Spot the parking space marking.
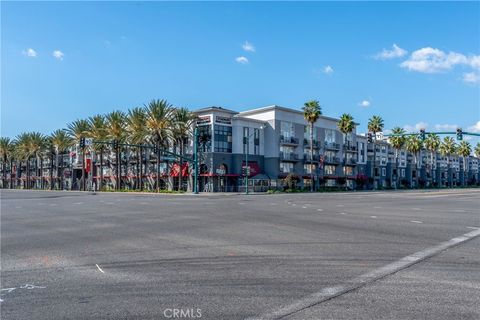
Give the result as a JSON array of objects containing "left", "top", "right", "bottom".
[
  {"left": 247, "top": 228, "right": 480, "bottom": 320},
  {"left": 411, "top": 220, "right": 423, "bottom": 224},
  {"left": 95, "top": 264, "right": 105, "bottom": 273},
  {"left": 370, "top": 216, "right": 377, "bottom": 219}
]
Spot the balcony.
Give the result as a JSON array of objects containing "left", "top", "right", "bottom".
[
  {"left": 280, "top": 136, "right": 299, "bottom": 145},
  {"left": 343, "top": 144, "right": 357, "bottom": 152},
  {"left": 343, "top": 158, "right": 357, "bottom": 166},
  {"left": 279, "top": 152, "right": 299, "bottom": 161},
  {"left": 323, "top": 156, "right": 340, "bottom": 165},
  {"left": 303, "top": 139, "right": 320, "bottom": 148},
  {"left": 325, "top": 142, "right": 340, "bottom": 150},
  {"left": 304, "top": 153, "right": 320, "bottom": 162}
]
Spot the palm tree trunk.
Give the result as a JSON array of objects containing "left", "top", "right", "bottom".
[
  {"left": 136, "top": 148, "right": 141, "bottom": 190},
  {"left": 156, "top": 145, "right": 160, "bottom": 192},
  {"left": 10, "top": 159, "right": 14, "bottom": 189},
  {"left": 99, "top": 149, "right": 104, "bottom": 191},
  {"left": 2, "top": 156, "right": 6, "bottom": 188},
  {"left": 373, "top": 135, "right": 377, "bottom": 189},
  {"left": 179, "top": 142, "right": 183, "bottom": 191},
  {"left": 310, "top": 122, "right": 314, "bottom": 192},
  {"left": 81, "top": 147, "right": 86, "bottom": 191},
  {"left": 50, "top": 153, "right": 54, "bottom": 190},
  {"left": 116, "top": 146, "right": 120, "bottom": 190}
]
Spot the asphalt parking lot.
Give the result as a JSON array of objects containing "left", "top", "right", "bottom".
[{"left": 1, "top": 189, "right": 479, "bottom": 320}]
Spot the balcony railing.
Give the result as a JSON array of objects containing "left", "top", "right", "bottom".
[
  {"left": 303, "top": 139, "right": 320, "bottom": 148},
  {"left": 279, "top": 152, "right": 299, "bottom": 161},
  {"left": 343, "top": 158, "right": 357, "bottom": 165},
  {"left": 280, "top": 136, "right": 299, "bottom": 145},
  {"left": 325, "top": 142, "right": 340, "bottom": 150},
  {"left": 343, "top": 144, "right": 357, "bottom": 152},
  {"left": 324, "top": 156, "right": 340, "bottom": 164},
  {"left": 304, "top": 154, "right": 320, "bottom": 162}
]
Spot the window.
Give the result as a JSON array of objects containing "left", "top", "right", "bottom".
[
  {"left": 324, "top": 165, "right": 336, "bottom": 175},
  {"left": 254, "top": 128, "right": 260, "bottom": 155},
  {"left": 214, "top": 125, "right": 232, "bottom": 153},
  {"left": 280, "top": 146, "right": 294, "bottom": 155},
  {"left": 325, "top": 129, "right": 335, "bottom": 143},
  {"left": 280, "top": 162, "right": 293, "bottom": 173},
  {"left": 304, "top": 164, "right": 317, "bottom": 174},
  {"left": 358, "top": 142, "right": 365, "bottom": 162},
  {"left": 281, "top": 121, "right": 294, "bottom": 138},
  {"left": 243, "top": 127, "right": 249, "bottom": 154},
  {"left": 343, "top": 166, "right": 353, "bottom": 175},
  {"left": 198, "top": 125, "right": 212, "bottom": 152}
]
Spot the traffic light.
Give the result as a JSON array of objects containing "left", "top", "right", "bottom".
[
  {"left": 112, "top": 140, "right": 118, "bottom": 150},
  {"left": 456, "top": 128, "right": 463, "bottom": 141},
  {"left": 420, "top": 129, "right": 426, "bottom": 140},
  {"left": 153, "top": 145, "right": 158, "bottom": 154},
  {"left": 367, "top": 132, "right": 373, "bottom": 143},
  {"left": 79, "top": 137, "right": 85, "bottom": 149}
]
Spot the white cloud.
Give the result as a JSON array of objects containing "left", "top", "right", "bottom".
[
  {"left": 242, "top": 41, "right": 255, "bottom": 52},
  {"left": 22, "top": 48, "right": 37, "bottom": 57},
  {"left": 52, "top": 50, "right": 64, "bottom": 60},
  {"left": 374, "top": 44, "right": 407, "bottom": 60},
  {"left": 403, "top": 122, "right": 428, "bottom": 133},
  {"left": 463, "top": 72, "right": 480, "bottom": 84},
  {"left": 104, "top": 40, "right": 112, "bottom": 48},
  {"left": 235, "top": 56, "right": 249, "bottom": 64},
  {"left": 400, "top": 47, "right": 480, "bottom": 73},
  {"left": 434, "top": 124, "right": 457, "bottom": 131},
  {"left": 323, "top": 65, "right": 334, "bottom": 74},
  {"left": 468, "top": 121, "right": 480, "bottom": 133},
  {"left": 358, "top": 100, "right": 370, "bottom": 107}
]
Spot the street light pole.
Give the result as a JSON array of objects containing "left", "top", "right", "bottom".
[{"left": 245, "top": 136, "right": 249, "bottom": 195}]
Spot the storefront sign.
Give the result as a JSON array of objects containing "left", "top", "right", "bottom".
[
  {"left": 215, "top": 116, "right": 231, "bottom": 125},
  {"left": 197, "top": 116, "right": 211, "bottom": 125}
]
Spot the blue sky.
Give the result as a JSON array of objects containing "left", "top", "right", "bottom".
[{"left": 2, "top": 1, "right": 479, "bottom": 141}]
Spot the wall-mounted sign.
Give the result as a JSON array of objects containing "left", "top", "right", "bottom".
[
  {"left": 197, "top": 116, "right": 211, "bottom": 125},
  {"left": 215, "top": 116, "right": 231, "bottom": 125}
]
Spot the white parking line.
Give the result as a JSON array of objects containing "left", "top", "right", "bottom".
[
  {"left": 467, "top": 226, "right": 479, "bottom": 230},
  {"left": 370, "top": 216, "right": 377, "bottom": 219},
  {"left": 411, "top": 220, "right": 423, "bottom": 224},
  {"left": 317, "top": 209, "right": 323, "bottom": 212},
  {"left": 339, "top": 212, "right": 346, "bottom": 215},
  {"left": 247, "top": 228, "right": 480, "bottom": 320},
  {"left": 95, "top": 264, "right": 105, "bottom": 273}
]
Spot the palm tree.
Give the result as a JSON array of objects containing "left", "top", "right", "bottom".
[
  {"left": 439, "top": 137, "right": 457, "bottom": 187},
  {"left": 475, "top": 143, "right": 480, "bottom": 158},
  {"left": 28, "top": 132, "right": 47, "bottom": 189},
  {"left": 338, "top": 113, "right": 355, "bottom": 146},
  {"left": 303, "top": 100, "right": 322, "bottom": 191},
  {"left": 368, "top": 115, "right": 384, "bottom": 188},
  {"left": 389, "top": 127, "right": 406, "bottom": 188},
  {"left": 405, "top": 134, "right": 423, "bottom": 187},
  {"left": 424, "top": 133, "right": 441, "bottom": 185},
  {"left": 50, "top": 129, "right": 73, "bottom": 190},
  {"left": 457, "top": 141, "right": 472, "bottom": 186},
  {"left": 0, "top": 137, "right": 14, "bottom": 188},
  {"left": 105, "top": 111, "right": 126, "bottom": 190},
  {"left": 126, "top": 107, "right": 148, "bottom": 190},
  {"left": 66, "top": 119, "right": 90, "bottom": 190},
  {"left": 14, "top": 133, "right": 32, "bottom": 188},
  {"left": 144, "top": 99, "right": 174, "bottom": 191},
  {"left": 87, "top": 115, "right": 108, "bottom": 191},
  {"left": 172, "top": 107, "right": 196, "bottom": 191}
]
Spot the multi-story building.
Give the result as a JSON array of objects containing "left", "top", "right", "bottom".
[{"left": 193, "top": 105, "right": 362, "bottom": 191}]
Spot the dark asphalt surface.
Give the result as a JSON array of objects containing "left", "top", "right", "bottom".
[{"left": 1, "top": 189, "right": 479, "bottom": 320}]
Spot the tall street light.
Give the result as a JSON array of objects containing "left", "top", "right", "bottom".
[{"left": 244, "top": 124, "right": 265, "bottom": 195}]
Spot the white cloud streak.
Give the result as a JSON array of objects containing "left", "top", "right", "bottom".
[
  {"left": 400, "top": 47, "right": 480, "bottom": 73},
  {"left": 434, "top": 124, "right": 457, "bottom": 131},
  {"left": 242, "top": 41, "right": 255, "bottom": 52},
  {"left": 468, "top": 121, "right": 480, "bottom": 133},
  {"left": 52, "top": 50, "right": 64, "bottom": 60},
  {"left": 403, "top": 122, "right": 428, "bottom": 133},
  {"left": 235, "top": 56, "right": 249, "bottom": 64},
  {"left": 463, "top": 72, "right": 480, "bottom": 84},
  {"left": 22, "top": 48, "right": 37, "bottom": 57},
  {"left": 358, "top": 100, "right": 370, "bottom": 107},
  {"left": 374, "top": 44, "right": 407, "bottom": 60},
  {"left": 323, "top": 65, "right": 334, "bottom": 74}
]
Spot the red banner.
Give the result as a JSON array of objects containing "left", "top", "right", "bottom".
[
  {"left": 86, "top": 158, "right": 92, "bottom": 173},
  {"left": 170, "top": 163, "right": 189, "bottom": 177}
]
